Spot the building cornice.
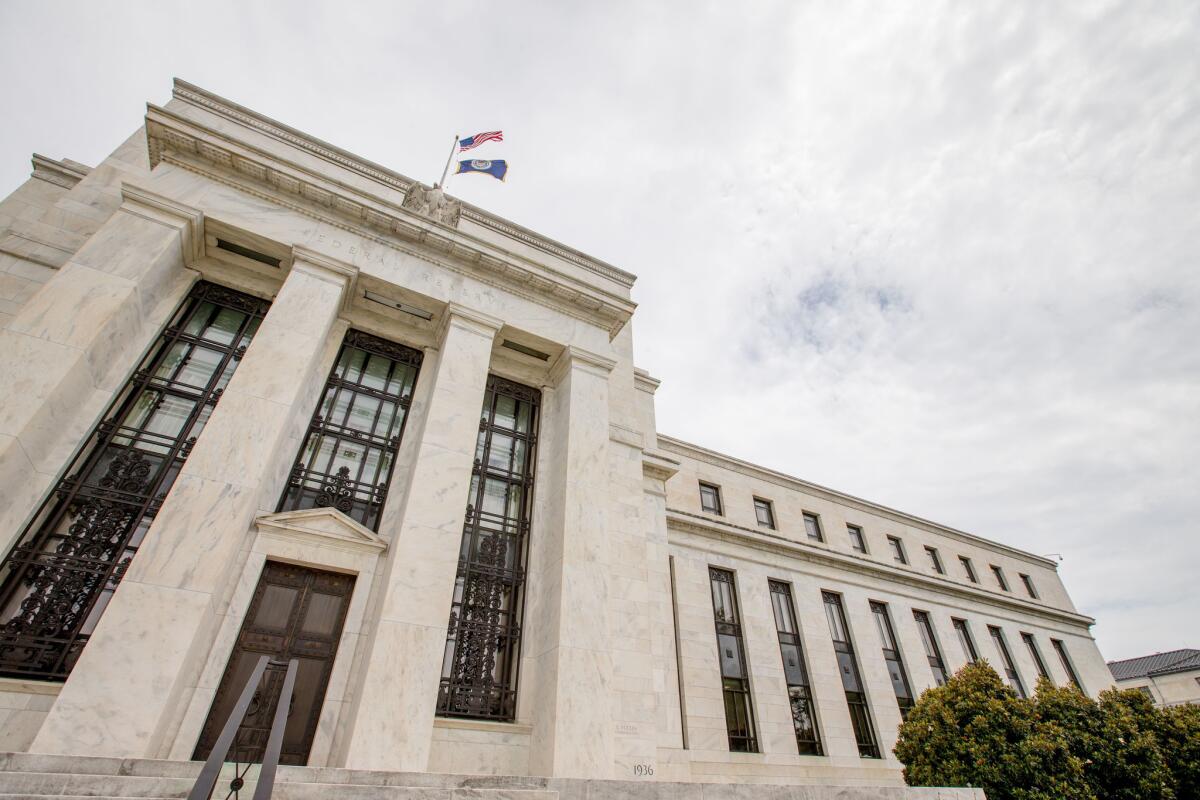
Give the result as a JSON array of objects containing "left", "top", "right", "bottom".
[
  {"left": 119, "top": 183, "right": 204, "bottom": 266},
  {"left": 666, "top": 508, "right": 1095, "bottom": 630},
  {"left": 169, "top": 79, "right": 637, "bottom": 290},
  {"left": 144, "top": 104, "right": 635, "bottom": 339},
  {"left": 658, "top": 435, "right": 1059, "bottom": 570},
  {"left": 30, "top": 154, "right": 90, "bottom": 189}
]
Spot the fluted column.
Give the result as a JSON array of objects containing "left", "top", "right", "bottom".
[
  {"left": 342, "top": 304, "right": 501, "bottom": 771},
  {"left": 32, "top": 248, "right": 356, "bottom": 758}
]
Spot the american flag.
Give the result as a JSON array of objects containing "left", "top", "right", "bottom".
[{"left": 459, "top": 131, "right": 503, "bottom": 152}]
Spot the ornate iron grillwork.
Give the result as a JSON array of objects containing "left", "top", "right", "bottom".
[
  {"left": 0, "top": 282, "right": 270, "bottom": 680},
  {"left": 710, "top": 567, "right": 759, "bottom": 753},
  {"left": 277, "top": 330, "right": 422, "bottom": 531},
  {"left": 437, "top": 375, "right": 539, "bottom": 721}
]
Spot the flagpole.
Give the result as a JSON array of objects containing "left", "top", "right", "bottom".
[{"left": 438, "top": 134, "right": 458, "bottom": 187}]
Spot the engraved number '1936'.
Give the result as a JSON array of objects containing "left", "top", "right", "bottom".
[{"left": 633, "top": 764, "right": 654, "bottom": 777}]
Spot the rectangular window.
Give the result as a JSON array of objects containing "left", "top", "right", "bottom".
[
  {"left": 278, "top": 330, "right": 422, "bottom": 530},
  {"left": 1138, "top": 686, "right": 1155, "bottom": 701},
  {"left": 887, "top": 536, "right": 907, "bottom": 564},
  {"left": 960, "top": 556, "right": 978, "bottom": 583},
  {"left": 803, "top": 512, "right": 824, "bottom": 542},
  {"left": 925, "top": 546, "right": 944, "bottom": 574},
  {"left": 871, "top": 602, "right": 915, "bottom": 718},
  {"left": 953, "top": 618, "right": 978, "bottom": 663},
  {"left": 823, "top": 592, "right": 880, "bottom": 758},
  {"left": 754, "top": 497, "right": 776, "bottom": 529},
  {"left": 710, "top": 568, "right": 758, "bottom": 752},
  {"left": 913, "top": 611, "right": 949, "bottom": 686},
  {"left": 1021, "top": 633, "right": 1051, "bottom": 683},
  {"left": 437, "top": 376, "right": 540, "bottom": 721},
  {"left": 699, "top": 482, "right": 723, "bottom": 515},
  {"left": 847, "top": 524, "right": 868, "bottom": 553},
  {"left": 988, "top": 626, "right": 1026, "bottom": 698},
  {"left": 991, "top": 564, "right": 1010, "bottom": 591},
  {"left": 1051, "top": 639, "right": 1083, "bottom": 690},
  {"left": 1020, "top": 573, "right": 1038, "bottom": 599},
  {"left": 768, "top": 581, "right": 821, "bottom": 755},
  {"left": 0, "top": 282, "right": 270, "bottom": 681}
]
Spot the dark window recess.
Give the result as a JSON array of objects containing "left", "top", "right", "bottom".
[
  {"left": 913, "top": 611, "right": 949, "bottom": 686},
  {"left": 437, "top": 376, "right": 540, "bottom": 722},
  {"left": 953, "top": 618, "right": 978, "bottom": 663},
  {"left": 989, "top": 626, "right": 1026, "bottom": 698},
  {"left": 871, "top": 601, "right": 915, "bottom": 718},
  {"left": 1051, "top": 639, "right": 1083, "bottom": 690},
  {"left": 803, "top": 513, "right": 824, "bottom": 542},
  {"left": 887, "top": 536, "right": 907, "bottom": 564},
  {"left": 768, "top": 581, "right": 821, "bottom": 755},
  {"left": 278, "top": 330, "right": 422, "bottom": 531},
  {"left": 847, "top": 525, "right": 867, "bottom": 554},
  {"left": 753, "top": 498, "right": 775, "bottom": 529},
  {"left": 699, "top": 483, "right": 723, "bottom": 515},
  {"left": 710, "top": 568, "right": 758, "bottom": 753},
  {"left": 925, "top": 546, "right": 944, "bottom": 574},
  {"left": 960, "top": 556, "right": 978, "bottom": 583},
  {"left": 1020, "top": 573, "right": 1038, "bottom": 599},
  {"left": 215, "top": 238, "right": 282, "bottom": 268},
  {"left": 991, "top": 565, "right": 1010, "bottom": 591},
  {"left": 823, "top": 592, "right": 880, "bottom": 758},
  {"left": 0, "top": 282, "right": 270, "bottom": 680},
  {"left": 1022, "top": 632, "right": 1051, "bottom": 683}
]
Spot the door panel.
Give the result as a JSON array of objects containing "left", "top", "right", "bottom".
[{"left": 194, "top": 562, "right": 355, "bottom": 766}]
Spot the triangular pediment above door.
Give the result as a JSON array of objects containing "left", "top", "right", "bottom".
[{"left": 254, "top": 507, "right": 387, "bottom": 554}]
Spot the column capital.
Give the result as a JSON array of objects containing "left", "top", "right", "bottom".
[
  {"left": 290, "top": 246, "right": 360, "bottom": 313},
  {"left": 119, "top": 183, "right": 205, "bottom": 266},
  {"left": 548, "top": 345, "right": 617, "bottom": 386},
  {"left": 437, "top": 302, "right": 504, "bottom": 345}
]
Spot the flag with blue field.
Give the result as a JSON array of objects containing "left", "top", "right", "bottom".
[{"left": 456, "top": 159, "right": 508, "bottom": 182}]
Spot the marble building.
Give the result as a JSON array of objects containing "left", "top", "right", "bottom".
[{"left": 0, "top": 80, "right": 1111, "bottom": 795}]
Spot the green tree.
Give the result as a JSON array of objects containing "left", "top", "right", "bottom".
[{"left": 1157, "top": 702, "right": 1200, "bottom": 800}]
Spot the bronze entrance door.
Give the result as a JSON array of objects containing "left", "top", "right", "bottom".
[{"left": 194, "top": 562, "right": 355, "bottom": 766}]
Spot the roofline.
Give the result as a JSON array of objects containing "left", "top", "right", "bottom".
[
  {"left": 657, "top": 434, "right": 1059, "bottom": 569},
  {"left": 169, "top": 78, "right": 637, "bottom": 290}
]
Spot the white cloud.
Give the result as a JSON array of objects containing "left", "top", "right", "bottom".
[{"left": 1, "top": 0, "right": 1196, "bottom": 660}]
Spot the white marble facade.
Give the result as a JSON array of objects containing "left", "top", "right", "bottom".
[{"left": 0, "top": 80, "right": 1112, "bottom": 788}]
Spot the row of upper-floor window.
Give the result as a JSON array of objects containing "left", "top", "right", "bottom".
[
  {"left": 700, "top": 561, "right": 1087, "bottom": 757},
  {"left": 697, "top": 480, "right": 1042, "bottom": 601}
]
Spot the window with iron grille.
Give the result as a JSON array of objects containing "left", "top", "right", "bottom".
[
  {"left": 953, "top": 618, "right": 978, "bottom": 663},
  {"left": 768, "top": 580, "right": 821, "bottom": 755},
  {"left": 710, "top": 568, "right": 758, "bottom": 752},
  {"left": 0, "top": 282, "right": 270, "bottom": 680},
  {"left": 823, "top": 591, "right": 880, "bottom": 758},
  {"left": 871, "top": 601, "right": 915, "bottom": 718},
  {"left": 1021, "top": 632, "right": 1051, "bottom": 683},
  {"left": 913, "top": 610, "right": 949, "bottom": 686},
  {"left": 989, "top": 626, "right": 1026, "bottom": 697},
  {"left": 277, "top": 330, "right": 422, "bottom": 531},
  {"left": 1051, "top": 639, "right": 1083, "bottom": 690},
  {"left": 437, "top": 375, "right": 539, "bottom": 721}
]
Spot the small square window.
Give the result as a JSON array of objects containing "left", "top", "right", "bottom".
[
  {"left": 847, "top": 524, "right": 867, "bottom": 553},
  {"left": 803, "top": 512, "right": 824, "bottom": 542},
  {"left": 991, "top": 565, "right": 1010, "bottom": 591},
  {"left": 699, "top": 482, "right": 723, "bottom": 515},
  {"left": 959, "top": 556, "right": 978, "bottom": 583},
  {"left": 753, "top": 497, "right": 775, "bottom": 529},
  {"left": 925, "top": 546, "right": 944, "bottom": 574},
  {"left": 1138, "top": 686, "right": 1154, "bottom": 700},
  {"left": 1019, "top": 573, "right": 1038, "bottom": 599},
  {"left": 887, "top": 536, "right": 907, "bottom": 564}
]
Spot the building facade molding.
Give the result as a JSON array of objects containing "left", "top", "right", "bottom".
[
  {"left": 30, "top": 154, "right": 91, "bottom": 189},
  {"left": 118, "top": 182, "right": 205, "bottom": 266}
]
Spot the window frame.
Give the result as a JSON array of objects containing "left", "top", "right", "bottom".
[
  {"left": 925, "top": 546, "right": 945, "bottom": 574},
  {"left": 1021, "top": 632, "right": 1051, "bottom": 683},
  {"left": 753, "top": 497, "right": 776, "bottom": 530},
  {"left": 1019, "top": 573, "right": 1038, "bottom": 599},
  {"left": 959, "top": 555, "right": 978, "bottom": 583},
  {"left": 768, "top": 579, "right": 822, "bottom": 755},
  {"left": 990, "top": 564, "right": 1010, "bottom": 591},
  {"left": 886, "top": 536, "right": 907, "bottom": 564},
  {"left": 846, "top": 524, "right": 868, "bottom": 554},
  {"left": 988, "top": 625, "right": 1026, "bottom": 698},
  {"left": 822, "top": 591, "right": 880, "bottom": 758},
  {"left": 952, "top": 617, "right": 979, "bottom": 663},
  {"left": 699, "top": 482, "right": 724, "bottom": 516},
  {"left": 870, "top": 601, "right": 915, "bottom": 718},
  {"left": 1050, "top": 638, "right": 1083, "bottom": 690},
  {"left": 709, "top": 567, "right": 758, "bottom": 753},
  {"left": 802, "top": 512, "right": 824, "bottom": 542},
  {"left": 913, "top": 610, "right": 950, "bottom": 686}
]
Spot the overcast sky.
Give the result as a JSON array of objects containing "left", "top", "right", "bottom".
[{"left": 2, "top": 1, "right": 1196, "bottom": 662}]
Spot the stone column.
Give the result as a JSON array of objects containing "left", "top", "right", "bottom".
[
  {"left": 342, "top": 304, "right": 501, "bottom": 772},
  {"left": 32, "top": 248, "right": 356, "bottom": 758},
  {"left": 526, "top": 346, "right": 617, "bottom": 778},
  {"left": 0, "top": 185, "right": 201, "bottom": 555}
]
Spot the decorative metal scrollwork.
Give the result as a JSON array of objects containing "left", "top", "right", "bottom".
[{"left": 313, "top": 467, "right": 355, "bottom": 515}]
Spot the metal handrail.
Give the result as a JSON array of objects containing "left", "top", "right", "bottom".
[{"left": 188, "top": 655, "right": 299, "bottom": 800}]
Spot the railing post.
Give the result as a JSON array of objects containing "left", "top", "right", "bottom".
[
  {"left": 252, "top": 659, "right": 298, "bottom": 800},
  {"left": 188, "top": 655, "right": 270, "bottom": 800}
]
